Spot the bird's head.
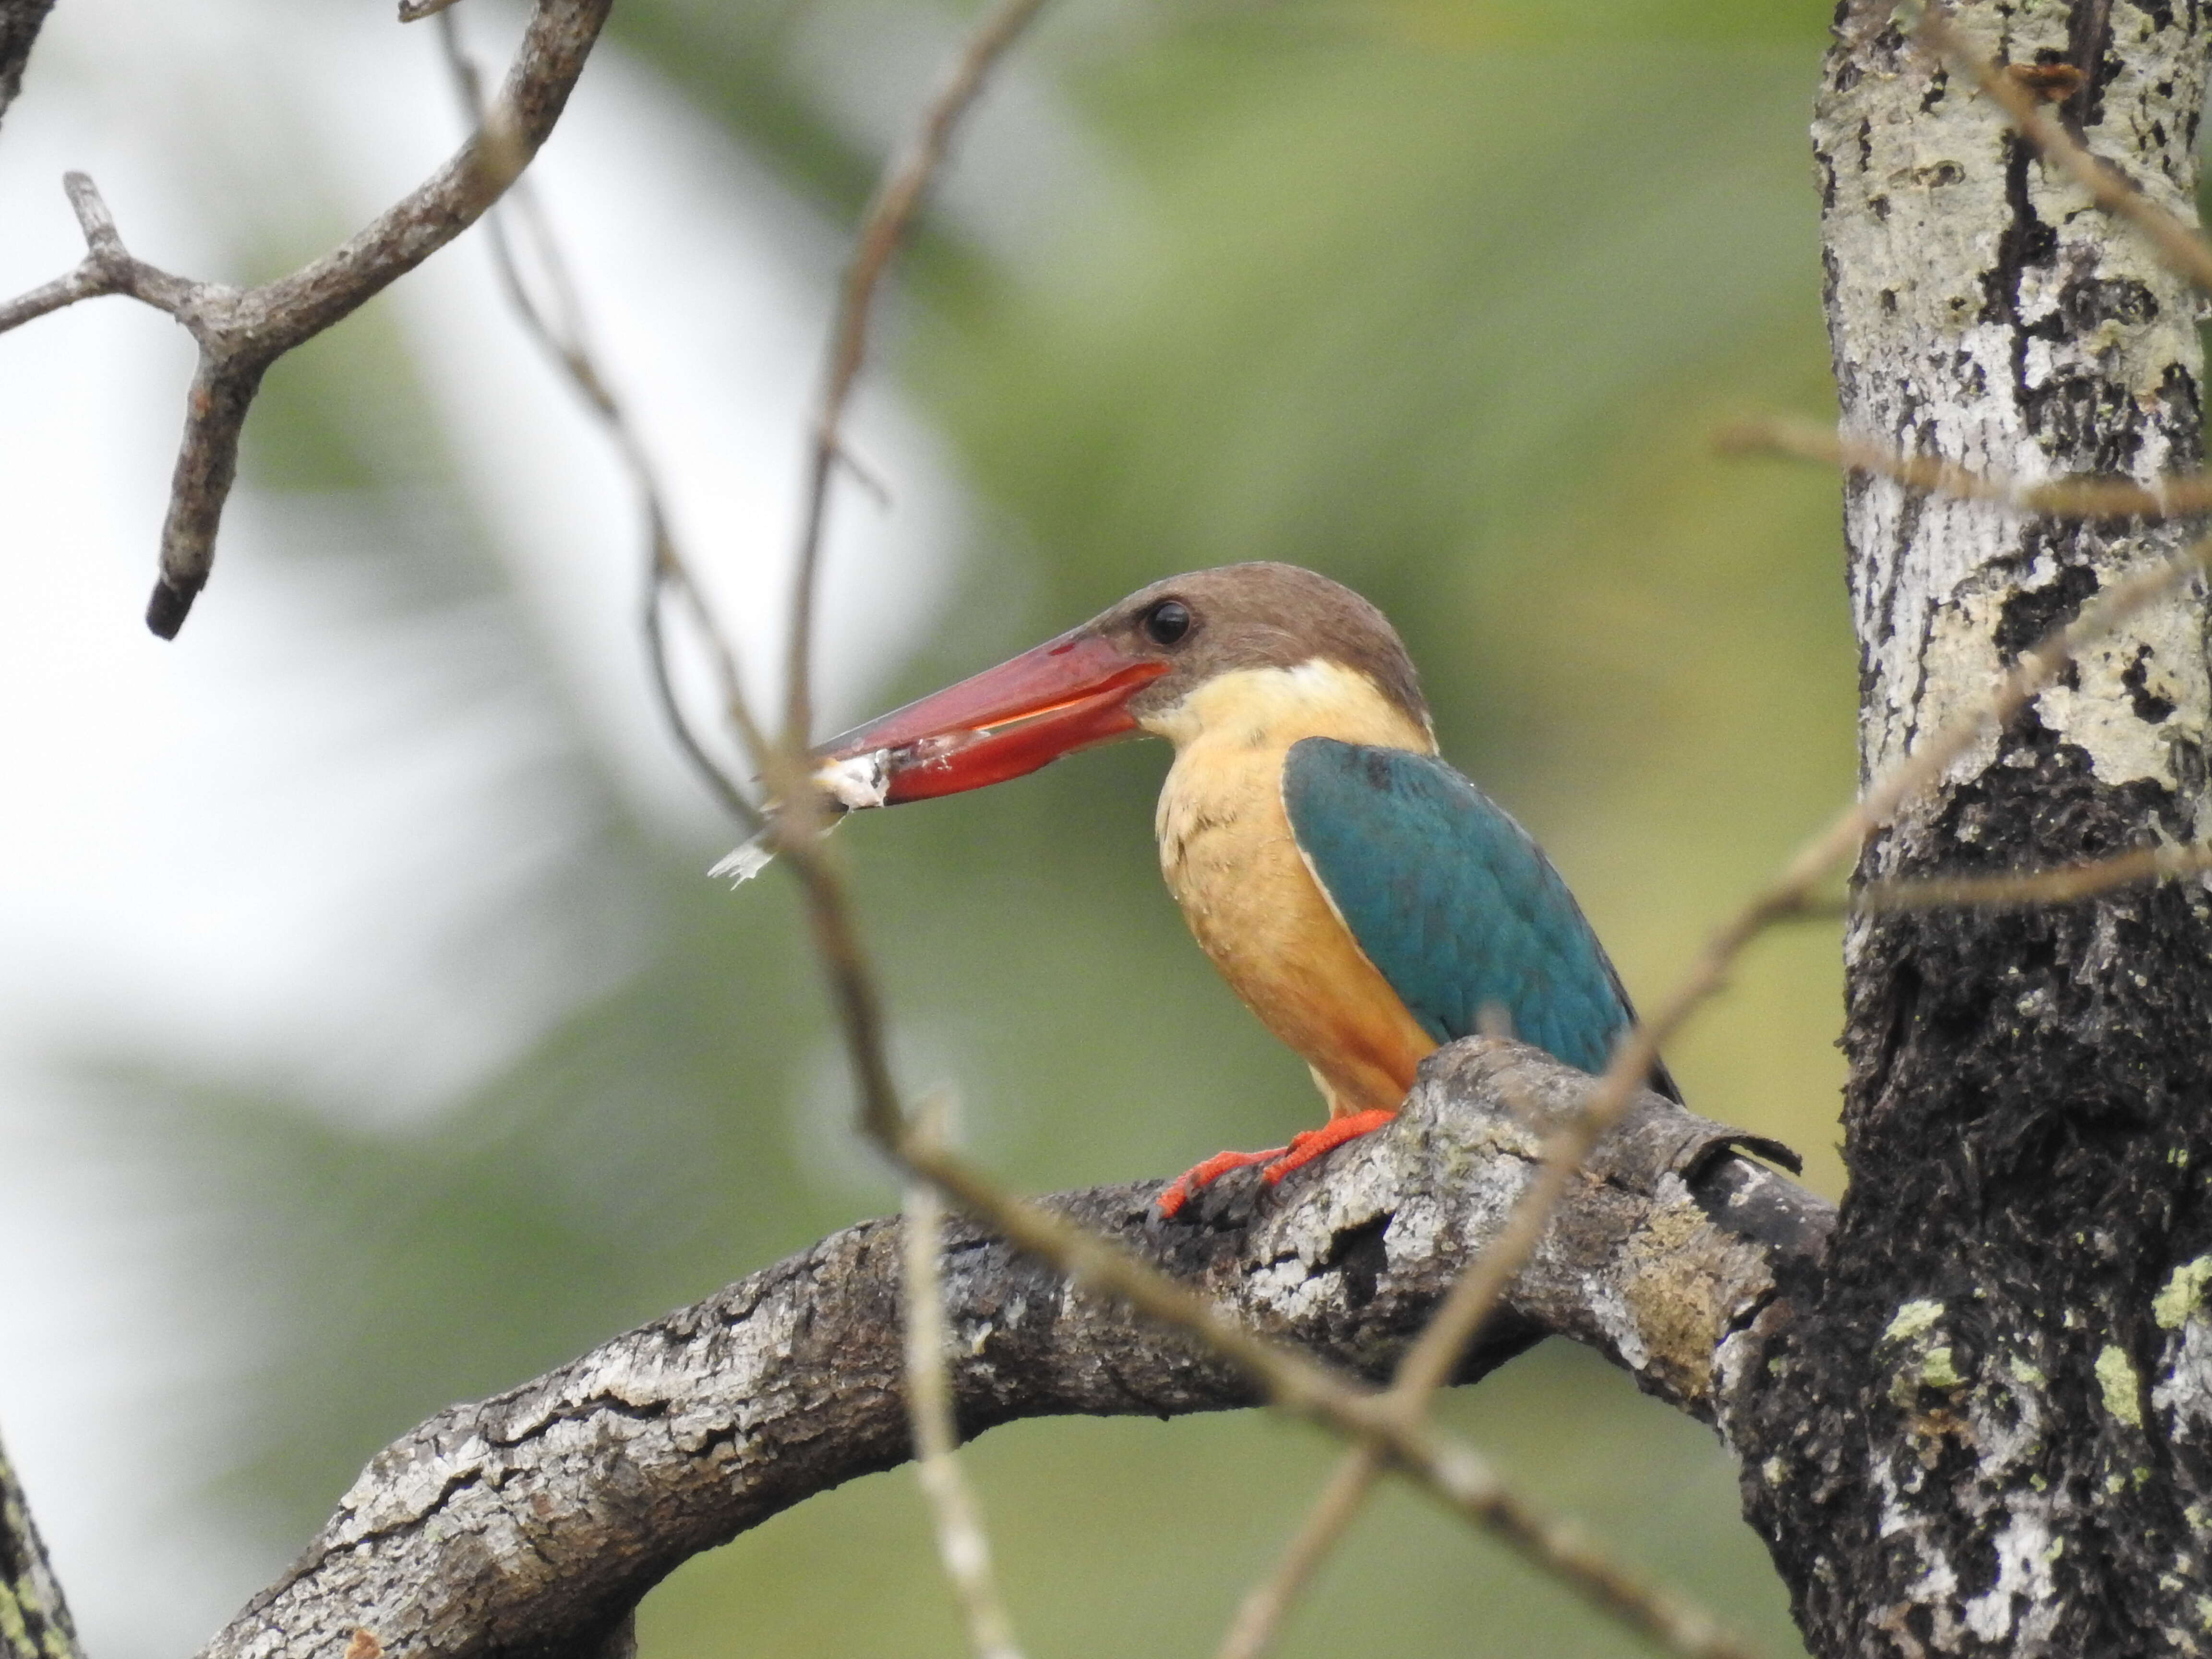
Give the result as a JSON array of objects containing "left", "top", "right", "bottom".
[{"left": 814, "top": 562, "right": 1430, "bottom": 805}]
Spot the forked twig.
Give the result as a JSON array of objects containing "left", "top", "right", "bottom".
[
  {"left": 0, "top": 0, "right": 612, "bottom": 636},
  {"left": 780, "top": 0, "right": 1051, "bottom": 747}
]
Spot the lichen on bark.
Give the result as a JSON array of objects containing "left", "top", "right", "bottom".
[{"left": 1744, "top": 2, "right": 2212, "bottom": 1653}]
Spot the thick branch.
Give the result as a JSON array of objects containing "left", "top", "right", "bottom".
[
  {"left": 199, "top": 1040, "right": 1829, "bottom": 1659},
  {"left": 1766, "top": 2, "right": 2212, "bottom": 1652}
]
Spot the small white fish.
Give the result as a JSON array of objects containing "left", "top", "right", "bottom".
[
  {"left": 709, "top": 748, "right": 895, "bottom": 886},
  {"left": 816, "top": 749, "right": 892, "bottom": 811}
]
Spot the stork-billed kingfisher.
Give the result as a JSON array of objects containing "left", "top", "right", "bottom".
[{"left": 809, "top": 562, "right": 1676, "bottom": 1215}]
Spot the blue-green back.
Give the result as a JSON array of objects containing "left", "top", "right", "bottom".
[{"left": 1282, "top": 738, "right": 1674, "bottom": 1097}]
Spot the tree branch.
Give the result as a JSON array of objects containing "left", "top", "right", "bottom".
[
  {"left": 196, "top": 1040, "right": 1828, "bottom": 1659},
  {"left": 0, "top": 0, "right": 613, "bottom": 638}
]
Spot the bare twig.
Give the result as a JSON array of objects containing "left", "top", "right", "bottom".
[
  {"left": 903, "top": 1092, "right": 1024, "bottom": 1659},
  {"left": 1843, "top": 841, "right": 2212, "bottom": 915},
  {"left": 0, "top": 0, "right": 613, "bottom": 637},
  {"left": 399, "top": 0, "right": 467, "bottom": 20},
  {"left": 433, "top": 9, "right": 764, "bottom": 832},
  {"left": 1217, "top": 1448, "right": 1381, "bottom": 1659},
  {"left": 781, "top": 0, "right": 1050, "bottom": 746},
  {"left": 1718, "top": 414, "right": 2212, "bottom": 522},
  {"left": 0, "top": 1426, "right": 82, "bottom": 1659},
  {"left": 1916, "top": 5, "right": 2212, "bottom": 297}
]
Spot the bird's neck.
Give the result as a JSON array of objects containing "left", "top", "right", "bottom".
[{"left": 1136, "top": 659, "right": 1435, "bottom": 759}]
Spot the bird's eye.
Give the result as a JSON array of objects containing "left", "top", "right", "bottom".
[{"left": 1143, "top": 600, "right": 1192, "bottom": 646}]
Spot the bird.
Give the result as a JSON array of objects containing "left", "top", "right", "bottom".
[{"left": 808, "top": 562, "right": 1675, "bottom": 1216}]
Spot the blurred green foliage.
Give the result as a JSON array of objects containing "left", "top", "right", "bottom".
[{"left": 85, "top": 0, "right": 1862, "bottom": 1654}]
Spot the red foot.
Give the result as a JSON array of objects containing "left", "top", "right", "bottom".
[
  {"left": 1156, "top": 1109, "right": 1398, "bottom": 1217},
  {"left": 1157, "top": 1143, "right": 1287, "bottom": 1218}
]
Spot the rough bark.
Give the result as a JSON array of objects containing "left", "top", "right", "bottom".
[
  {"left": 1748, "top": 3, "right": 2212, "bottom": 1654},
  {"left": 0, "top": 1432, "right": 78, "bottom": 1659},
  {"left": 197, "top": 1039, "right": 1828, "bottom": 1659},
  {"left": 0, "top": 0, "right": 53, "bottom": 134}
]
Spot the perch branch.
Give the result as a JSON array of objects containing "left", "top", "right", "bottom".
[
  {"left": 196, "top": 1041, "right": 1829, "bottom": 1659},
  {"left": 0, "top": 0, "right": 613, "bottom": 638}
]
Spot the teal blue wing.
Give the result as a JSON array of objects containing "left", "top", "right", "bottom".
[{"left": 1282, "top": 738, "right": 1679, "bottom": 1101}]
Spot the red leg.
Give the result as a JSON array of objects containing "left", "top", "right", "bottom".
[
  {"left": 1261, "top": 1108, "right": 1398, "bottom": 1185},
  {"left": 1155, "top": 1109, "right": 1398, "bottom": 1217},
  {"left": 1156, "top": 1143, "right": 1287, "bottom": 1218}
]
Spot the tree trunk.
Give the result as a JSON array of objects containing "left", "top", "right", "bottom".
[{"left": 1743, "top": 3, "right": 2212, "bottom": 1653}]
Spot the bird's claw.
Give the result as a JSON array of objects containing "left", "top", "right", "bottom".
[
  {"left": 1155, "top": 1109, "right": 1398, "bottom": 1217},
  {"left": 1156, "top": 1144, "right": 1288, "bottom": 1217}
]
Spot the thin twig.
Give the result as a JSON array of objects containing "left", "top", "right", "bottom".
[
  {"left": 399, "top": 0, "right": 467, "bottom": 20},
  {"left": 1916, "top": 4, "right": 2212, "bottom": 297},
  {"left": 781, "top": 0, "right": 1050, "bottom": 746},
  {"left": 1719, "top": 414, "right": 2212, "bottom": 522},
  {"left": 1217, "top": 1448, "right": 1381, "bottom": 1659},
  {"left": 0, "top": 0, "right": 613, "bottom": 637},
  {"left": 1843, "top": 841, "right": 2212, "bottom": 915},
  {"left": 903, "top": 1092, "right": 1025, "bottom": 1659},
  {"left": 433, "top": 9, "right": 764, "bottom": 831}
]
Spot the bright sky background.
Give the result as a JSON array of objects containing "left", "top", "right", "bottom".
[{"left": 0, "top": 1, "right": 1000, "bottom": 1648}]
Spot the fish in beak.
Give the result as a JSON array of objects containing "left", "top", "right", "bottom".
[
  {"left": 811, "top": 628, "right": 1169, "bottom": 805},
  {"left": 709, "top": 627, "right": 1166, "bottom": 881}
]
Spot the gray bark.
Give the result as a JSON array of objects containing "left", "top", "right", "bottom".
[
  {"left": 1748, "top": 2, "right": 2212, "bottom": 1654},
  {"left": 0, "top": 0, "right": 53, "bottom": 134},
  {"left": 195, "top": 1040, "right": 1828, "bottom": 1659}
]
